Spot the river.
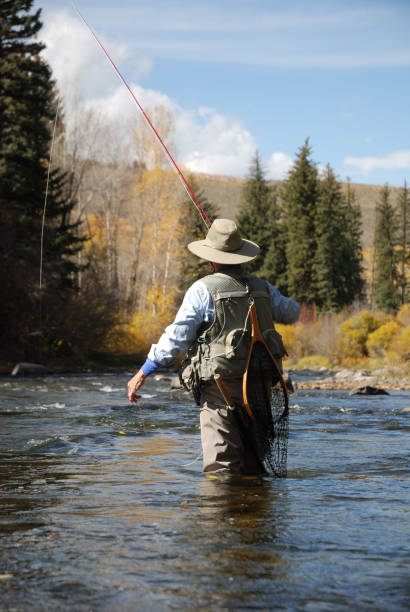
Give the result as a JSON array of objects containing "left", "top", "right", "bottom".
[{"left": 0, "top": 372, "right": 409, "bottom": 611}]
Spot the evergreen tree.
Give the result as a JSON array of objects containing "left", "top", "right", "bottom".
[
  {"left": 344, "top": 180, "right": 364, "bottom": 303},
  {"left": 373, "top": 184, "right": 400, "bottom": 312},
  {"left": 281, "top": 139, "right": 320, "bottom": 303},
  {"left": 397, "top": 180, "right": 409, "bottom": 304},
  {"left": 313, "top": 167, "right": 363, "bottom": 310},
  {"left": 0, "top": 0, "right": 83, "bottom": 358},
  {"left": 257, "top": 188, "right": 288, "bottom": 293},
  {"left": 236, "top": 151, "right": 286, "bottom": 286},
  {"left": 179, "top": 174, "right": 219, "bottom": 289}
]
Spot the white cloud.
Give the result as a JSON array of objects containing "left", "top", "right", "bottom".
[
  {"left": 40, "top": 11, "right": 152, "bottom": 101},
  {"left": 177, "top": 111, "right": 256, "bottom": 176},
  {"left": 265, "top": 152, "right": 293, "bottom": 180},
  {"left": 84, "top": 83, "right": 175, "bottom": 123},
  {"left": 344, "top": 150, "right": 410, "bottom": 174},
  {"left": 39, "top": 10, "right": 257, "bottom": 178}
]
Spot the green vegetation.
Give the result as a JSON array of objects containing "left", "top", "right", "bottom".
[
  {"left": 0, "top": 0, "right": 118, "bottom": 368},
  {"left": 397, "top": 181, "right": 409, "bottom": 305},
  {"left": 236, "top": 152, "right": 287, "bottom": 292},
  {"left": 281, "top": 139, "right": 319, "bottom": 303},
  {"left": 0, "top": 0, "right": 83, "bottom": 363},
  {"left": 373, "top": 184, "right": 400, "bottom": 312},
  {"left": 313, "top": 165, "right": 363, "bottom": 309},
  {"left": 237, "top": 141, "right": 364, "bottom": 311},
  {"left": 0, "top": 2, "right": 408, "bottom": 372}
]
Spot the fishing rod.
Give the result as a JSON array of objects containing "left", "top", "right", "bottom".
[{"left": 72, "top": 3, "right": 212, "bottom": 230}]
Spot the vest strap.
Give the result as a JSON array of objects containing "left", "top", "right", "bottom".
[{"left": 215, "top": 290, "right": 270, "bottom": 300}]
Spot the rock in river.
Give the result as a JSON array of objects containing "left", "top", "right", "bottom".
[
  {"left": 349, "top": 385, "right": 389, "bottom": 396},
  {"left": 11, "top": 362, "right": 52, "bottom": 376}
]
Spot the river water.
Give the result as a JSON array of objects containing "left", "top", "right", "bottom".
[{"left": 0, "top": 372, "right": 409, "bottom": 611}]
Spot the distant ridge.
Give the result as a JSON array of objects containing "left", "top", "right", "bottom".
[{"left": 196, "top": 172, "right": 401, "bottom": 251}]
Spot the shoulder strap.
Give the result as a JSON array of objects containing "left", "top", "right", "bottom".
[{"left": 201, "top": 272, "right": 270, "bottom": 300}]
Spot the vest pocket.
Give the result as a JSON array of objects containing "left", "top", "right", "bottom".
[{"left": 225, "top": 328, "right": 249, "bottom": 359}]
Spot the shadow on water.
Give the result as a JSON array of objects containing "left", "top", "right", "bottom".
[{"left": 175, "top": 475, "right": 292, "bottom": 609}]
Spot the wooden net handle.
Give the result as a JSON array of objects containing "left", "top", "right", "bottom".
[
  {"left": 242, "top": 305, "right": 289, "bottom": 420},
  {"left": 213, "top": 373, "right": 234, "bottom": 408}
]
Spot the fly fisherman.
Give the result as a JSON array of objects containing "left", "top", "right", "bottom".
[{"left": 127, "top": 219, "right": 300, "bottom": 474}]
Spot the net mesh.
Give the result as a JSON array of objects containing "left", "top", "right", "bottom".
[{"left": 240, "top": 342, "right": 289, "bottom": 477}]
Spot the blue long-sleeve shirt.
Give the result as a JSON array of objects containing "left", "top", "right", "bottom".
[{"left": 141, "top": 278, "right": 300, "bottom": 375}]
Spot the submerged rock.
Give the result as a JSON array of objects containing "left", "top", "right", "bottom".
[
  {"left": 170, "top": 376, "right": 182, "bottom": 390},
  {"left": 154, "top": 374, "right": 173, "bottom": 382},
  {"left": 11, "top": 362, "right": 52, "bottom": 376},
  {"left": 349, "top": 385, "right": 389, "bottom": 396}
]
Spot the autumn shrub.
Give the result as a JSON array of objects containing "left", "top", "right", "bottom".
[
  {"left": 295, "top": 354, "right": 333, "bottom": 369},
  {"left": 275, "top": 323, "right": 297, "bottom": 359},
  {"left": 337, "top": 310, "right": 388, "bottom": 364},
  {"left": 106, "top": 284, "right": 179, "bottom": 360},
  {"left": 277, "top": 311, "right": 345, "bottom": 367},
  {"left": 388, "top": 325, "right": 410, "bottom": 363},
  {"left": 396, "top": 303, "right": 410, "bottom": 326},
  {"left": 366, "top": 320, "right": 402, "bottom": 357},
  {"left": 275, "top": 321, "right": 317, "bottom": 363}
]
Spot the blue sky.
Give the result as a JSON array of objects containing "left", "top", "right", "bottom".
[{"left": 34, "top": 0, "right": 410, "bottom": 186}]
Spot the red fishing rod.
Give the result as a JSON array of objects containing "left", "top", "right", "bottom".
[{"left": 72, "top": 3, "right": 212, "bottom": 230}]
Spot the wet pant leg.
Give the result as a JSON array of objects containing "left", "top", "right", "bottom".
[{"left": 199, "top": 378, "right": 264, "bottom": 475}]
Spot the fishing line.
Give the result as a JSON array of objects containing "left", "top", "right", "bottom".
[
  {"left": 40, "top": 97, "right": 61, "bottom": 291},
  {"left": 72, "top": 3, "right": 212, "bottom": 230},
  {"left": 181, "top": 452, "right": 203, "bottom": 467}
]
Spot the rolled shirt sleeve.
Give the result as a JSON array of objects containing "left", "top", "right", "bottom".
[{"left": 147, "top": 280, "right": 213, "bottom": 367}]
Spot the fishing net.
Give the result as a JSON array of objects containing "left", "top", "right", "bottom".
[{"left": 239, "top": 342, "right": 289, "bottom": 477}]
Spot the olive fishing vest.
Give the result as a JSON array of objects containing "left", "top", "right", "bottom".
[{"left": 179, "top": 271, "right": 287, "bottom": 393}]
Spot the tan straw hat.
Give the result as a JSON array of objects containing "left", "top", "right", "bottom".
[{"left": 187, "top": 218, "right": 260, "bottom": 264}]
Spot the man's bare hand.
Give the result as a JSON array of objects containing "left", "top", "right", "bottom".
[{"left": 127, "top": 369, "right": 147, "bottom": 403}]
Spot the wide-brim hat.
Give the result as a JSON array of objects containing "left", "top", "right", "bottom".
[{"left": 187, "top": 218, "right": 260, "bottom": 264}]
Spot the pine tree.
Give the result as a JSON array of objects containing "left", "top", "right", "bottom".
[
  {"left": 313, "top": 167, "right": 363, "bottom": 310},
  {"left": 281, "top": 139, "right": 320, "bottom": 304},
  {"left": 344, "top": 180, "right": 364, "bottom": 304},
  {"left": 179, "top": 174, "right": 219, "bottom": 289},
  {"left": 236, "top": 151, "right": 286, "bottom": 285},
  {"left": 0, "top": 0, "right": 83, "bottom": 358},
  {"left": 373, "top": 184, "right": 400, "bottom": 312},
  {"left": 397, "top": 181, "right": 409, "bottom": 304},
  {"left": 313, "top": 165, "right": 343, "bottom": 309},
  {"left": 257, "top": 188, "right": 288, "bottom": 293}
]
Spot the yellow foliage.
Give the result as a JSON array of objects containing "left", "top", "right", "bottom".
[
  {"left": 338, "top": 327, "right": 369, "bottom": 362},
  {"left": 396, "top": 303, "right": 410, "bottom": 326},
  {"left": 388, "top": 325, "right": 410, "bottom": 363},
  {"left": 105, "top": 283, "right": 180, "bottom": 358},
  {"left": 275, "top": 322, "right": 314, "bottom": 362},
  {"left": 366, "top": 321, "right": 402, "bottom": 357},
  {"left": 277, "top": 316, "right": 340, "bottom": 365},
  {"left": 337, "top": 310, "right": 388, "bottom": 363},
  {"left": 85, "top": 213, "right": 107, "bottom": 254},
  {"left": 275, "top": 323, "right": 296, "bottom": 356},
  {"left": 295, "top": 354, "right": 333, "bottom": 369}
]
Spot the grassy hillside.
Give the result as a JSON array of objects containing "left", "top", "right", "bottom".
[{"left": 196, "top": 173, "right": 401, "bottom": 251}]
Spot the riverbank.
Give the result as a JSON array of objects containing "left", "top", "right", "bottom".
[
  {"left": 288, "top": 365, "right": 410, "bottom": 391},
  {"left": 2, "top": 359, "right": 409, "bottom": 392}
]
